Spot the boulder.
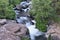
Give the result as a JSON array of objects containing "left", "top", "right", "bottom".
[
  {"left": 46, "top": 23, "right": 60, "bottom": 40},
  {"left": 0, "top": 23, "right": 27, "bottom": 40}
]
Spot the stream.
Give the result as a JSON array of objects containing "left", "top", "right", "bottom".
[{"left": 14, "top": 0, "right": 47, "bottom": 40}]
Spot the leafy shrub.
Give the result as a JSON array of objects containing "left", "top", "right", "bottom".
[
  {"left": 31, "top": 0, "right": 59, "bottom": 32},
  {"left": 0, "top": 0, "right": 21, "bottom": 20}
]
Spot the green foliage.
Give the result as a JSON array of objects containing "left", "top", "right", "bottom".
[
  {"left": 0, "top": 0, "right": 8, "bottom": 14},
  {"left": 21, "top": 37, "right": 29, "bottom": 40},
  {"left": 50, "top": 0, "right": 60, "bottom": 22},
  {"left": 9, "top": 0, "right": 22, "bottom": 6},
  {"left": 31, "top": 0, "right": 60, "bottom": 32},
  {"left": 0, "top": 0, "right": 9, "bottom": 18},
  {"left": 5, "top": 5, "right": 15, "bottom": 19},
  {"left": 0, "top": 0, "right": 21, "bottom": 19}
]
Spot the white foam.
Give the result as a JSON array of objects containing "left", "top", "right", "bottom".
[{"left": 25, "top": 20, "right": 44, "bottom": 40}]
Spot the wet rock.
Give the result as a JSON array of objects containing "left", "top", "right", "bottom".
[{"left": 35, "top": 35, "right": 47, "bottom": 40}]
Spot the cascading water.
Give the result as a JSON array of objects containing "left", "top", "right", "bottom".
[
  {"left": 13, "top": 0, "right": 31, "bottom": 24},
  {"left": 25, "top": 20, "right": 46, "bottom": 40},
  {"left": 13, "top": 0, "right": 47, "bottom": 40}
]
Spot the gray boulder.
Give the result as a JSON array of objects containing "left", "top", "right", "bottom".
[
  {"left": 46, "top": 23, "right": 60, "bottom": 40},
  {"left": 0, "top": 23, "right": 27, "bottom": 40}
]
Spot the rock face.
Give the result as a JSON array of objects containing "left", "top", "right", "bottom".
[
  {"left": 0, "top": 23, "right": 27, "bottom": 40},
  {"left": 46, "top": 23, "right": 60, "bottom": 40}
]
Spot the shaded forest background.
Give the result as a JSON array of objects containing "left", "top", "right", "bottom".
[{"left": 0, "top": 0, "right": 60, "bottom": 32}]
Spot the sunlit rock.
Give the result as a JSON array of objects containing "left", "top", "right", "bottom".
[
  {"left": 0, "top": 19, "right": 7, "bottom": 25},
  {"left": 45, "top": 23, "right": 60, "bottom": 40},
  {"left": 0, "top": 23, "right": 27, "bottom": 40}
]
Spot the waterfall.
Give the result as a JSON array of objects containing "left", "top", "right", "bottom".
[
  {"left": 13, "top": 0, "right": 47, "bottom": 40},
  {"left": 25, "top": 20, "right": 45, "bottom": 40}
]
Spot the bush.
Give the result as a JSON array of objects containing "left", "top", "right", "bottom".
[
  {"left": 0, "top": 0, "right": 21, "bottom": 20},
  {"left": 5, "top": 5, "right": 15, "bottom": 19},
  {"left": 31, "top": 0, "right": 59, "bottom": 32}
]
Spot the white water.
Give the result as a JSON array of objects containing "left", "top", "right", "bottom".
[
  {"left": 26, "top": 20, "right": 44, "bottom": 40},
  {"left": 16, "top": 17, "right": 29, "bottom": 24},
  {"left": 20, "top": 1, "right": 32, "bottom": 12},
  {"left": 13, "top": 1, "right": 46, "bottom": 40},
  {"left": 13, "top": 1, "right": 31, "bottom": 23}
]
